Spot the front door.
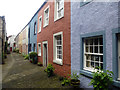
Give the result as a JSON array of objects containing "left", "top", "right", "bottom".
[
  {"left": 43, "top": 41, "right": 48, "bottom": 67},
  {"left": 118, "top": 34, "right": 120, "bottom": 80}
]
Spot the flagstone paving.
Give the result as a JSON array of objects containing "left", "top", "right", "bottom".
[{"left": 2, "top": 53, "right": 71, "bottom": 88}]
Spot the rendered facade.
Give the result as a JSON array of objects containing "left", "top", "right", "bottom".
[
  {"left": 71, "top": 1, "right": 120, "bottom": 88},
  {"left": 28, "top": 13, "right": 38, "bottom": 53},
  {"left": 22, "top": 25, "right": 28, "bottom": 55}
]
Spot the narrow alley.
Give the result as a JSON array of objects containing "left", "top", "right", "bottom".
[{"left": 2, "top": 53, "right": 70, "bottom": 88}]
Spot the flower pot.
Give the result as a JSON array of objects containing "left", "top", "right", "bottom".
[
  {"left": 29, "top": 60, "right": 33, "bottom": 63},
  {"left": 71, "top": 79, "right": 80, "bottom": 87},
  {"left": 38, "top": 64, "right": 43, "bottom": 66}
]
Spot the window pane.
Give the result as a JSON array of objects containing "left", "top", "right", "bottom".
[
  {"left": 86, "top": 55, "right": 91, "bottom": 60},
  {"left": 95, "top": 46, "right": 98, "bottom": 53},
  {"left": 100, "top": 63, "right": 103, "bottom": 70},
  {"left": 90, "top": 46, "right": 93, "bottom": 53},
  {"left": 99, "top": 38, "right": 103, "bottom": 45},
  {"left": 90, "top": 39, "right": 93, "bottom": 45},
  {"left": 95, "top": 63, "right": 99, "bottom": 68},
  {"left": 59, "top": 55, "right": 62, "bottom": 59},
  {"left": 94, "top": 38, "right": 98, "bottom": 45},
  {"left": 100, "top": 46, "right": 103, "bottom": 53},
  {"left": 100, "top": 55, "right": 103, "bottom": 62},
  {"left": 91, "top": 55, "right": 94, "bottom": 61},
  {"left": 91, "top": 62, "right": 94, "bottom": 68},
  {"left": 86, "top": 61, "right": 90, "bottom": 67},
  {"left": 95, "top": 55, "right": 99, "bottom": 61},
  {"left": 86, "top": 46, "right": 89, "bottom": 52}
]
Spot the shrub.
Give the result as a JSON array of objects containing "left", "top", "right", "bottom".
[
  {"left": 29, "top": 52, "right": 38, "bottom": 64},
  {"left": 71, "top": 72, "right": 80, "bottom": 81},
  {"left": 24, "top": 55, "right": 29, "bottom": 60},
  {"left": 89, "top": 68, "right": 113, "bottom": 90},
  {"left": 61, "top": 77, "right": 70, "bottom": 86},
  {"left": 45, "top": 64, "right": 55, "bottom": 77}
]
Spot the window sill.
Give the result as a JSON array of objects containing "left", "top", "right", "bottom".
[
  {"left": 38, "top": 31, "right": 41, "bottom": 34},
  {"left": 38, "top": 54, "right": 41, "bottom": 57},
  {"left": 43, "top": 24, "right": 48, "bottom": 28},
  {"left": 53, "top": 59, "right": 63, "bottom": 66},
  {"left": 80, "top": 0, "right": 93, "bottom": 7},
  {"left": 113, "top": 80, "right": 120, "bottom": 88},
  {"left": 54, "top": 16, "right": 64, "bottom": 22},
  {"left": 80, "top": 69, "right": 93, "bottom": 78}
]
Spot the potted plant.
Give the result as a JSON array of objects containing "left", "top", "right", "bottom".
[
  {"left": 61, "top": 76, "right": 70, "bottom": 86},
  {"left": 24, "top": 55, "right": 29, "bottom": 60},
  {"left": 45, "top": 64, "right": 55, "bottom": 77},
  {"left": 89, "top": 68, "right": 113, "bottom": 90},
  {"left": 70, "top": 72, "right": 80, "bottom": 87},
  {"left": 29, "top": 52, "right": 38, "bottom": 64},
  {"left": 37, "top": 62, "right": 43, "bottom": 66}
]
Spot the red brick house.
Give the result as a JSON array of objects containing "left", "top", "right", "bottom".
[{"left": 37, "top": 0, "right": 71, "bottom": 76}]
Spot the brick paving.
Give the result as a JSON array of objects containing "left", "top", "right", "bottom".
[{"left": 2, "top": 53, "right": 71, "bottom": 88}]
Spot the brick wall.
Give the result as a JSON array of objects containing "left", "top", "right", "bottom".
[{"left": 37, "top": 1, "right": 71, "bottom": 77}]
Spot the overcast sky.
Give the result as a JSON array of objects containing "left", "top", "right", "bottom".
[{"left": 0, "top": 0, "right": 45, "bottom": 36}]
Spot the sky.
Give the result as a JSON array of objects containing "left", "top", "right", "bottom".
[{"left": 0, "top": 0, "right": 45, "bottom": 36}]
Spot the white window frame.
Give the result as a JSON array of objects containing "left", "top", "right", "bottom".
[
  {"left": 38, "top": 16, "right": 42, "bottom": 33},
  {"left": 83, "top": 36, "right": 103, "bottom": 72},
  {"left": 38, "top": 43, "right": 41, "bottom": 56},
  {"left": 43, "top": 5, "right": 50, "bottom": 28},
  {"left": 54, "top": 0, "right": 64, "bottom": 21},
  {"left": 53, "top": 32, "right": 63, "bottom": 65}
]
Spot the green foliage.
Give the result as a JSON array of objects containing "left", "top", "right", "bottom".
[
  {"left": 89, "top": 68, "right": 113, "bottom": 90},
  {"left": 29, "top": 52, "right": 38, "bottom": 64},
  {"left": 61, "top": 77, "right": 70, "bottom": 86},
  {"left": 24, "top": 55, "right": 29, "bottom": 60},
  {"left": 29, "top": 52, "right": 37, "bottom": 59},
  {"left": 38, "top": 62, "right": 42, "bottom": 64},
  {"left": 45, "top": 64, "right": 55, "bottom": 77},
  {"left": 71, "top": 72, "right": 80, "bottom": 81}
]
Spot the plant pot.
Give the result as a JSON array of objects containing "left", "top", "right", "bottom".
[
  {"left": 71, "top": 79, "right": 80, "bottom": 87},
  {"left": 29, "top": 60, "right": 33, "bottom": 63},
  {"left": 38, "top": 64, "right": 43, "bottom": 66}
]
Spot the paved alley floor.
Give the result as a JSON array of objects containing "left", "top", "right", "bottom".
[{"left": 2, "top": 53, "right": 71, "bottom": 88}]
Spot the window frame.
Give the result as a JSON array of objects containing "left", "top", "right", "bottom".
[
  {"left": 83, "top": 36, "right": 103, "bottom": 72},
  {"left": 80, "top": 31, "right": 106, "bottom": 78},
  {"left": 54, "top": 0, "right": 64, "bottom": 22},
  {"left": 38, "top": 16, "right": 42, "bottom": 33},
  {"left": 112, "top": 28, "right": 120, "bottom": 88},
  {"left": 43, "top": 5, "right": 50, "bottom": 28},
  {"left": 38, "top": 43, "right": 41, "bottom": 56},
  {"left": 53, "top": 32, "right": 63, "bottom": 65}
]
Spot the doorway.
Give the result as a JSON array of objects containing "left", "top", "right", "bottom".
[
  {"left": 118, "top": 34, "right": 120, "bottom": 80},
  {"left": 43, "top": 41, "right": 48, "bottom": 67}
]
